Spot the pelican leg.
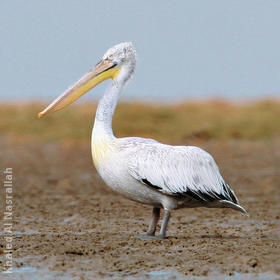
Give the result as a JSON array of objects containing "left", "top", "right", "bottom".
[
  {"left": 135, "top": 207, "right": 160, "bottom": 240},
  {"left": 146, "top": 207, "right": 160, "bottom": 236},
  {"left": 158, "top": 209, "right": 170, "bottom": 239}
]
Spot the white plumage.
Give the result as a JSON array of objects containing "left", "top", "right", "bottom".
[
  {"left": 39, "top": 42, "right": 248, "bottom": 239},
  {"left": 129, "top": 144, "right": 233, "bottom": 199}
]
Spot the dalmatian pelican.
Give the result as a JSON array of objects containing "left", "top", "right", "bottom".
[{"left": 38, "top": 42, "right": 248, "bottom": 239}]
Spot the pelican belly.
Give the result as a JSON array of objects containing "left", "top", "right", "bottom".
[{"left": 91, "top": 138, "right": 169, "bottom": 207}]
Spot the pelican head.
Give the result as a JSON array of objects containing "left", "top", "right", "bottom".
[
  {"left": 38, "top": 42, "right": 136, "bottom": 118},
  {"left": 103, "top": 42, "right": 137, "bottom": 79}
]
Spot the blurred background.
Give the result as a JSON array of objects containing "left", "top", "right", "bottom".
[
  {"left": 0, "top": 0, "right": 280, "bottom": 102},
  {"left": 0, "top": 0, "right": 279, "bottom": 143}
]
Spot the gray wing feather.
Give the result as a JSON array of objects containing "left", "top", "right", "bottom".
[{"left": 127, "top": 143, "right": 238, "bottom": 203}]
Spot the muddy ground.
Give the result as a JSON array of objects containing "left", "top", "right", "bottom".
[{"left": 0, "top": 136, "right": 279, "bottom": 279}]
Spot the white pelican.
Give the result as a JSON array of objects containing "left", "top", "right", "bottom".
[{"left": 38, "top": 42, "right": 248, "bottom": 239}]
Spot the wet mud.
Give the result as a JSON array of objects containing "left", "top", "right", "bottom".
[{"left": 0, "top": 137, "right": 279, "bottom": 279}]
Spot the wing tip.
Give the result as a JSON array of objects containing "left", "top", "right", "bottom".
[{"left": 220, "top": 200, "right": 249, "bottom": 216}]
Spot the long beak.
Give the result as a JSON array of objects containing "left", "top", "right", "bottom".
[{"left": 38, "top": 60, "right": 120, "bottom": 118}]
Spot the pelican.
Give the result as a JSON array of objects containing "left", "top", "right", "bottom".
[{"left": 38, "top": 42, "right": 248, "bottom": 239}]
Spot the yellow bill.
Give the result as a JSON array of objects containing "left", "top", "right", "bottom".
[{"left": 38, "top": 60, "right": 120, "bottom": 118}]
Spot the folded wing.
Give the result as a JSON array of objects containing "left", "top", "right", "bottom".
[{"left": 128, "top": 143, "right": 238, "bottom": 204}]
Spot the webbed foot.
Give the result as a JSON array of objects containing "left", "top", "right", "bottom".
[{"left": 135, "top": 234, "right": 166, "bottom": 240}]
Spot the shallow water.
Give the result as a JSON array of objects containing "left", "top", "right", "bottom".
[{"left": 1, "top": 261, "right": 278, "bottom": 280}]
